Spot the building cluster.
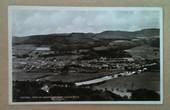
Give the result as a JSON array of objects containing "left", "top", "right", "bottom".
[{"left": 13, "top": 45, "right": 149, "bottom": 74}]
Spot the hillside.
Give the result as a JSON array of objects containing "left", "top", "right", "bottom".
[
  {"left": 12, "top": 28, "right": 160, "bottom": 59},
  {"left": 13, "top": 28, "right": 159, "bottom": 45}
]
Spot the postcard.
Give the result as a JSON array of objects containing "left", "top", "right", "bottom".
[{"left": 8, "top": 6, "right": 163, "bottom": 104}]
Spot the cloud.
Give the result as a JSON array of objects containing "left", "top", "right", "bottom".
[{"left": 11, "top": 8, "right": 160, "bottom": 37}]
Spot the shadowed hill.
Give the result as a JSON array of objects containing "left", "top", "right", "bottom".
[
  {"left": 12, "top": 28, "right": 160, "bottom": 58},
  {"left": 13, "top": 28, "right": 159, "bottom": 45}
]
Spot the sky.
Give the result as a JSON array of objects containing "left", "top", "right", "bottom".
[{"left": 11, "top": 7, "right": 161, "bottom": 37}]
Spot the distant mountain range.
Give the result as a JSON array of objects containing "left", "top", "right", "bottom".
[
  {"left": 14, "top": 28, "right": 159, "bottom": 50},
  {"left": 13, "top": 28, "right": 160, "bottom": 59},
  {"left": 13, "top": 28, "right": 159, "bottom": 45}
]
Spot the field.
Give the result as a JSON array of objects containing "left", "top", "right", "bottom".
[{"left": 93, "top": 71, "right": 160, "bottom": 92}]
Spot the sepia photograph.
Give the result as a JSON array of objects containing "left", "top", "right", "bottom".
[{"left": 8, "top": 6, "right": 163, "bottom": 104}]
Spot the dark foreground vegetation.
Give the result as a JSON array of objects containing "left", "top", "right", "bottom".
[{"left": 13, "top": 81, "right": 160, "bottom": 102}]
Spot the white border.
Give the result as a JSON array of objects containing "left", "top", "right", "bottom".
[{"left": 8, "top": 6, "right": 163, "bottom": 105}]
